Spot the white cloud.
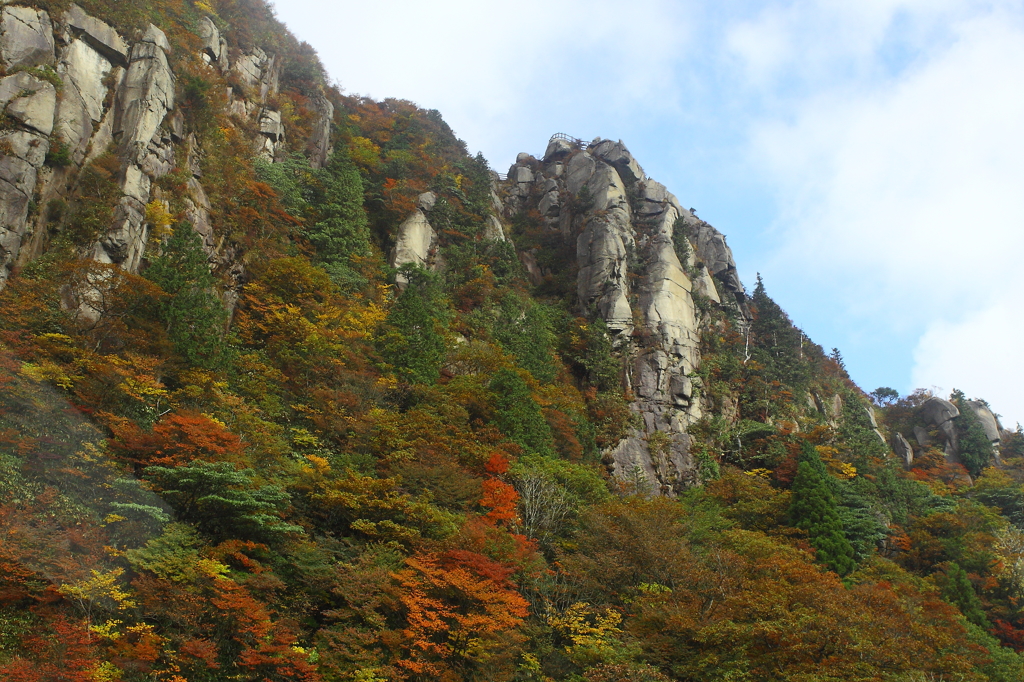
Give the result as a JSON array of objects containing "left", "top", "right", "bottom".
[
  {"left": 270, "top": 0, "right": 1024, "bottom": 422},
  {"left": 271, "top": 0, "right": 694, "bottom": 164},
  {"left": 746, "top": 3, "right": 1024, "bottom": 420},
  {"left": 912, "top": 287, "right": 1024, "bottom": 427}
]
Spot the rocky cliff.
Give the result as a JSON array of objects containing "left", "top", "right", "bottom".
[
  {"left": 0, "top": 3, "right": 327, "bottom": 304},
  {"left": 389, "top": 131, "right": 752, "bottom": 494},
  {"left": 500, "top": 136, "right": 751, "bottom": 493}
]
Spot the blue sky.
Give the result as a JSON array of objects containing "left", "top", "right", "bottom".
[{"left": 271, "top": 0, "right": 1024, "bottom": 426}]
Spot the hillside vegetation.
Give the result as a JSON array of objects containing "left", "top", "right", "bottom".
[{"left": 2, "top": 1, "right": 1024, "bottom": 681}]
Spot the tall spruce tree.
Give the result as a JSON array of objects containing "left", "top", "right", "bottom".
[
  {"left": 788, "top": 440, "right": 856, "bottom": 575},
  {"left": 490, "top": 368, "right": 555, "bottom": 457},
  {"left": 376, "top": 264, "right": 449, "bottom": 385},
  {"left": 144, "top": 223, "right": 228, "bottom": 370},
  {"left": 951, "top": 390, "right": 995, "bottom": 477}
]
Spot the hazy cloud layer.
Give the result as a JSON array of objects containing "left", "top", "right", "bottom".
[{"left": 271, "top": 0, "right": 1024, "bottom": 423}]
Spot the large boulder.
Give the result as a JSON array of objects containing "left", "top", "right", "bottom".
[
  {"left": 0, "top": 72, "right": 56, "bottom": 135},
  {"left": 0, "top": 6, "right": 55, "bottom": 69},
  {"left": 920, "top": 397, "right": 959, "bottom": 427},
  {"left": 64, "top": 4, "right": 128, "bottom": 67},
  {"left": 967, "top": 400, "right": 1002, "bottom": 445},
  {"left": 197, "top": 16, "right": 220, "bottom": 61},
  {"left": 892, "top": 432, "right": 914, "bottom": 468},
  {"left": 589, "top": 138, "right": 644, "bottom": 183}
]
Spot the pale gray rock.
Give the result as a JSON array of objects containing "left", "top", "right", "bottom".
[
  {"left": 967, "top": 400, "right": 1002, "bottom": 445},
  {"left": 892, "top": 432, "right": 914, "bottom": 468},
  {"left": 576, "top": 216, "right": 633, "bottom": 333},
  {"left": 919, "top": 397, "right": 960, "bottom": 455},
  {"left": 217, "top": 37, "right": 229, "bottom": 71},
  {"left": 258, "top": 108, "right": 283, "bottom": 141},
  {"left": 920, "top": 397, "right": 959, "bottom": 427},
  {"left": 537, "top": 189, "right": 559, "bottom": 217},
  {"left": 588, "top": 163, "right": 628, "bottom": 212},
  {"left": 865, "top": 406, "right": 886, "bottom": 443},
  {"left": 54, "top": 38, "right": 115, "bottom": 163},
  {"left": 138, "top": 129, "right": 175, "bottom": 179},
  {"left": 121, "top": 163, "right": 151, "bottom": 203},
  {"left": 232, "top": 49, "right": 263, "bottom": 88},
  {"left": 64, "top": 4, "right": 128, "bottom": 67},
  {"left": 499, "top": 135, "right": 752, "bottom": 493},
  {"left": 391, "top": 209, "right": 436, "bottom": 285},
  {"left": 590, "top": 138, "right": 644, "bottom": 183},
  {"left": 59, "top": 38, "right": 113, "bottom": 123},
  {"left": 565, "top": 152, "right": 596, "bottom": 196},
  {"left": 693, "top": 222, "right": 743, "bottom": 295},
  {"left": 259, "top": 53, "right": 279, "bottom": 101},
  {"left": 512, "top": 166, "right": 534, "bottom": 184},
  {"left": 519, "top": 249, "right": 543, "bottom": 286},
  {"left": 483, "top": 215, "right": 506, "bottom": 242},
  {"left": 640, "top": 234, "right": 696, "bottom": 349},
  {"left": 544, "top": 137, "right": 572, "bottom": 161},
  {"left": 0, "top": 6, "right": 55, "bottom": 69},
  {"left": 416, "top": 191, "right": 437, "bottom": 211},
  {"left": 184, "top": 177, "right": 216, "bottom": 255},
  {"left": 94, "top": 196, "right": 147, "bottom": 270},
  {"left": 0, "top": 129, "right": 49, "bottom": 166},
  {"left": 197, "top": 16, "right": 220, "bottom": 60},
  {"left": 141, "top": 24, "right": 171, "bottom": 53},
  {"left": 0, "top": 155, "right": 35, "bottom": 285},
  {"left": 114, "top": 40, "right": 174, "bottom": 162},
  {"left": 692, "top": 264, "right": 721, "bottom": 304},
  {"left": 308, "top": 92, "right": 333, "bottom": 169},
  {"left": 913, "top": 425, "right": 932, "bottom": 448},
  {"left": 516, "top": 152, "right": 534, "bottom": 164},
  {"left": 0, "top": 72, "right": 56, "bottom": 135}
]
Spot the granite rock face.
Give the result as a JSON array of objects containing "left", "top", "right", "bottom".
[
  {"left": 499, "top": 136, "right": 750, "bottom": 493},
  {"left": 0, "top": 6, "right": 54, "bottom": 69},
  {"left": 892, "top": 431, "right": 914, "bottom": 469},
  {"left": 390, "top": 193, "right": 441, "bottom": 286},
  {"left": 0, "top": 4, "right": 331, "bottom": 310}
]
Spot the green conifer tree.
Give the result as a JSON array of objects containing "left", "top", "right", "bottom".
[
  {"left": 144, "top": 223, "right": 228, "bottom": 370},
  {"left": 490, "top": 368, "right": 555, "bottom": 457},
  {"left": 951, "top": 389, "right": 995, "bottom": 477},
  {"left": 306, "top": 148, "right": 370, "bottom": 289},
  {"left": 377, "top": 265, "right": 448, "bottom": 385},
  {"left": 938, "top": 561, "right": 990, "bottom": 628},
  {"left": 788, "top": 440, "right": 856, "bottom": 575}
]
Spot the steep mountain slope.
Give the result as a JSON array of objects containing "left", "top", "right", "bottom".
[{"left": 1, "top": 2, "right": 1024, "bottom": 681}]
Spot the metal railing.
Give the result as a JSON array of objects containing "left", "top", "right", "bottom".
[{"left": 550, "top": 132, "right": 588, "bottom": 149}]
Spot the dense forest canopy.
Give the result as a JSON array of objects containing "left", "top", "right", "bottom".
[{"left": 1, "top": 2, "right": 1024, "bottom": 681}]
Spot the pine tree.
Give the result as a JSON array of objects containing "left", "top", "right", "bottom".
[
  {"left": 144, "top": 223, "right": 228, "bottom": 370},
  {"left": 307, "top": 148, "right": 370, "bottom": 289},
  {"left": 490, "top": 368, "right": 555, "bottom": 457},
  {"left": 788, "top": 440, "right": 856, "bottom": 575},
  {"left": 937, "top": 561, "right": 990, "bottom": 628},
  {"left": 376, "top": 264, "right": 449, "bottom": 385},
  {"left": 951, "top": 390, "right": 995, "bottom": 477},
  {"left": 750, "top": 274, "right": 812, "bottom": 391}
]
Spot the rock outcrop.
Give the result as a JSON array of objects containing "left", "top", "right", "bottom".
[
  {"left": 0, "top": 6, "right": 55, "bottom": 69},
  {"left": 919, "top": 397, "right": 960, "bottom": 457},
  {"left": 892, "top": 431, "right": 914, "bottom": 469},
  {"left": 0, "top": 4, "right": 330, "bottom": 306},
  {"left": 390, "top": 192, "right": 439, "bottom": 286},
  {"left": 499, "top": 135, "right": 750, "bottom": 493}
]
